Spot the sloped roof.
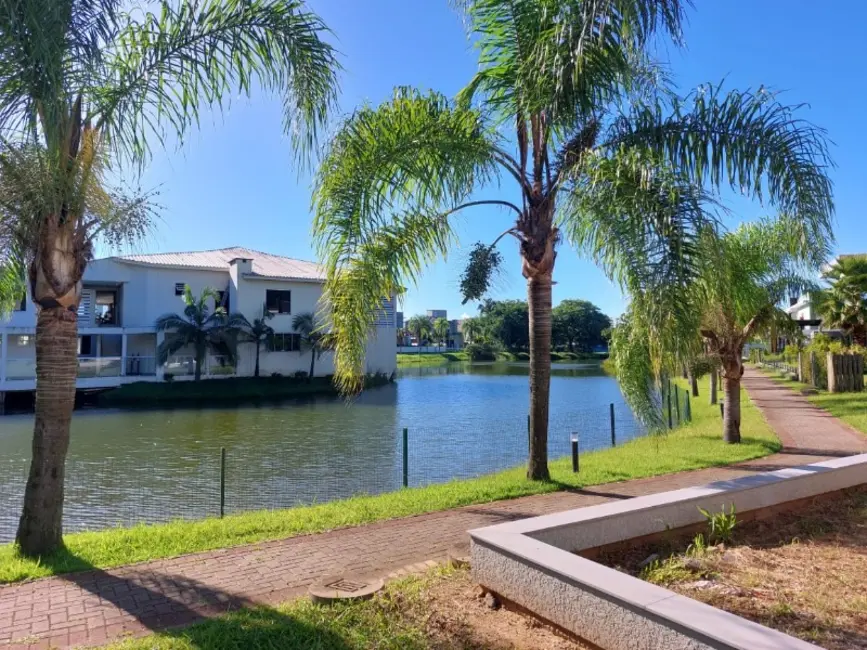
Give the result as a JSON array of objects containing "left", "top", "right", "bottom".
[{"left": 116, "top": 247, "right": 325, "bottom": 282}]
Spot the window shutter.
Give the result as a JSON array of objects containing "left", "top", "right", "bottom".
[{"left": 77, "top": 291, "right": 92, "bottom": 320}]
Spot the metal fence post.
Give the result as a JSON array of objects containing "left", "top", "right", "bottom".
[
  {"left": 571, "top": 433, "right": 579, "bottom": 473},
  {"left": 685, "top": 392, "right": 692, "bottom": 423},
  {"left": 609, "top": 403, "right": 616, "bottom": 447},
  {"left": 667, "top": 382, "right": 673, "bottom": 429},
  {"left": 219, "top": 447, "right": 226, "bottom": 518},
  {"left": 674, "top": 384, "right": 681, "bottom": 424},
  {"left": 402, "top": 428, "right": 409, "bottom": 488}
]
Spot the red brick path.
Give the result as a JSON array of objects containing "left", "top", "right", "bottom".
[{"left": 1, "top": 368, "right": 864, "bottom": 649}]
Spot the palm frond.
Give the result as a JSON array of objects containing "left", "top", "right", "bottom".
[{"left": 95, "top": 0, "right": 339, "bottom": 165}]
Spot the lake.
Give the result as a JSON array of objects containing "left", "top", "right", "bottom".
[{"left": 0, "top": 362, "right": 643, "bottom": 542}]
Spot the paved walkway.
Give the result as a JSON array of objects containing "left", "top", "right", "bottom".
[{"left": 1, "top": 368, "right": 865, "bottom": 649}]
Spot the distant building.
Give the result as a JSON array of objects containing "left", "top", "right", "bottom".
[
  {"left": 427, "top": 309, "right": 447, "bottom": 320},
  {"left": 396, "top": 311, "right": 404, "bottom": 329},
  {"left": 448, "top": 319, "right": 465, "bottom": 350}
]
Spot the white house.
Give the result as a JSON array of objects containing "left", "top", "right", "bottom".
[{"left": 0, "top": 247, "right": 396, "bottom": 394}]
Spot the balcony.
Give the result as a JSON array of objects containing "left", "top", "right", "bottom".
[{"left": 164, "top": 355, "right": 236, "bottom": 378}]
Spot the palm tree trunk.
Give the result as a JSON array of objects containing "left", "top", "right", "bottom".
[
  {"left": 722, "top": 373, "right": 742, "bottom": 443},
  {"left": 309, "top": 349, "right": 315, "bottom": 382},
  {"left": 690, "top": 372, "right": 699, "bottom": 397},
  {"left": 16, "top": 307, "right": 78, "bottom": 556},
  {"left": 195, "top": 343, "right": 204, "bottom": 381},
  {"left": 254, "top": 342, "right": 260, "bottom": 378},
  {"left": 709, "top": 369, "right": 718, "bottom": 405},
  {"left": 527, "top": 272, "right": 552, "bottom": 481}
]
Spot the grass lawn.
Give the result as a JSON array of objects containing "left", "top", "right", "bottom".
[
  {"left": 103, "top": 566, "right": 587, "bottom": 650},
  {"left": 0, "top": 380, "right": 779, "bottom": 584},
  {"left": 755, "top": 365, "right": 867, "bottom": 435}
]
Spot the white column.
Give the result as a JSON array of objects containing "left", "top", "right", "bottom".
[
  {"left": 0, "top": 332, "right": 7, "bottom": 383},
  {"left": 120, "top": 333, "right": 128, "bottom": 376},
  {"left": 155, "top": 331, "right": 165, "bottom": 380}
]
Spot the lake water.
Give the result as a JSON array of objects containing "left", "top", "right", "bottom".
[{"left": 0, "top": 362, "right": 643, "bottom": 541}]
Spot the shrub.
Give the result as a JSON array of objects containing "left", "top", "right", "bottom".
[
  {"left": 464, "top": 342, "right": 497, "bottom": 361},
  {"left": 293, "top": 370, "right": 309, "bottom": 379}
]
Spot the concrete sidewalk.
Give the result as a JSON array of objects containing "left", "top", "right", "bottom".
[{"left": 1, "top": 367, "right": 864, "bottom": 649}]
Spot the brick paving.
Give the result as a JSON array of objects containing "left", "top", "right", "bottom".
[{"left": 1, "top": 367, "right": 865, "bottom": 649}]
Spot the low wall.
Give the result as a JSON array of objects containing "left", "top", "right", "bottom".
[{"left": 470, "top": 454, "right": 867, "bottom": 650}]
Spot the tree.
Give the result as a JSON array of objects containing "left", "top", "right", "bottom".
[
  {"left": 478, "top": 299, "right": 529, "bottom": 351},
  {"left": 229, "top": 305, "right": 274, "bottom": 378},
  {"left": 293, "top": 312, "right": 328, "bottom": 380},
  {"left": 406, "top": 315, "right": 433, "bottom": 349},
  {"left": 612, "top": 219, "right": 823, "bottom": 443},
  {"left": 155, "top": 287, "right": 236, "bottom": 381},
  {"left": 814, "top": 255, "right": 867, "bottom": 346},
  {"left": 312, "top": 0, "right": 833, "bottom": 481},
  {"left": 0, "top": 0, "right": 338, "bottom": 556},
  {"left": 552, "top": 300, "right": 611, "bottom": 352},
  {"left": 461, "top": 317, "right": 481, "bottom": 344},
  {"left": 433, "top": 317, "right": 450, "bottom": 348}
]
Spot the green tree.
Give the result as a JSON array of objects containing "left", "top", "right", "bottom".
[
  {"left": 312, "top": 0, "right": 833, "bottom": 480},
  {"left": 0, "top": 0, "right": 338, "bottom": 555},
  {"left": 406, "top": 315, "right": 433, "bottom": 349},
  {"left": 155, "top": 287, "right": 237, "bottom": 382},
  {"left": 461, "top": 317, "right": 481, "bottom": 344},
  {"left": 814, "top": 255, "right": 867, "bottom": 346},
  {"left": 293, "top": 312, "right": 328, "bottom": 380},
  {"left": 478, "top": 299, "right": 529, "bottom": 351},
  {"left": 229, "top": 305, "right": 274, "bottom": 378},
  {"left": 552, "top": 300, "right": 611, "bottom": 352},
  {"left": 612, "top": 219, "right": 821, "bottom": 443},
  {"left": 433, "top": 317, "right": 451, "bottom": 348}
]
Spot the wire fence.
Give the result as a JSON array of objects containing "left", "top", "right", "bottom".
[{"left": 0, "top": 392, "right": 693, "bottom": 543}]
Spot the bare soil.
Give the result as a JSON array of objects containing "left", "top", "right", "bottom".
[
  {"left": 598, "top": 486, "right": 867, "bottom": 649},
  {"left": 413, "top": 567, "right": 588, "bottom": 650}
]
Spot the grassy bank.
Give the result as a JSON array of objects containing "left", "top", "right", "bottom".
[
  {"left": 0, "top": 381, "right": 778, "bottom": 584},
  {"left": 97, "top": 374, "right": 392, "bottom": 407},
  {"left": 396, "top": 350, "right": 605, "bottom": 366},
  {"left": 755, "top": 364, "right": 867, "bottom": 434}
]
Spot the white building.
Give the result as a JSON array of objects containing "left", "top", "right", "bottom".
[{"left": 0, "top": 247, "right": 396, "bottom": 394}]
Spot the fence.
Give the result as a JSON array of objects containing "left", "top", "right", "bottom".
[{"left": 0, "top": 399, "right": 673, "bottom": 542}]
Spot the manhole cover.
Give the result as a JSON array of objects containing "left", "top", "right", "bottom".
[{"left": 309, "top": 576, "right": 384, "bottom": 604}]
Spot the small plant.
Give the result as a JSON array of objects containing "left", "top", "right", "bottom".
[
  {"left": 163, "top": 373, "right": 174, "bottom": 382},
  {"left": 698, "top": 504, "right": 737, "bottom": 545},
  {"left": 686, "top": 532, "right": 707, "bottom": 556}
]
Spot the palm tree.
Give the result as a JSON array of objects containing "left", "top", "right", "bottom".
[
  {"left": 292, "top": 312, "right": 328, "bottom": 380},
  {"left": 229, "top": 305, "right": 274, "bottom": 378},
  {"left": 612, "top": 219, "right": 821, "bottom": 443},
  {"left": 155, "top": 287, "right": 237, "bottom": 381},
  {"left": 312, "top": 1, "right": 833, "bottom": 480},
  {"left": 0, "top": 0, "right": 338, "bottom": 555},
  {"left": 433, "top": 317, "right": 450, "bottom": 348},
  {"left": 461, "top": 317, "right": 481, "bottom": 344},
  {"left": 406, "top": 315, "right": 433, "bottom": 351},
  {"left": 814, "top": 255, "right": 867, "bottom": 346}
]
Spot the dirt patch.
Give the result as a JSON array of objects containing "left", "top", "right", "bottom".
[
  {"left": 598, "top": 486, "right": 867, "bottom": 650},
  {"left": 408, "top": 567, "right": 588, "bottom": 649}
]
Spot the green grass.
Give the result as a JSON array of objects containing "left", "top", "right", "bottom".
[
  {"left": 0, "top": 380, "right": 778, "bottom": 585},
  {"left": 396, "top": 350, "right": 604, "bottom": 366},
  {"left": 104, "top": 568, "right": 455, "bottom": 650},
  {"left": 755, "top": 365, "right": 867, "bottom": 435},
  {"left": 98, "top": 374, "right": 391, "bottom": 407}
]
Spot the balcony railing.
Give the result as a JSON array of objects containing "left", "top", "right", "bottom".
[
  {"left": 125, "top": 356, "right": 156, "bottom": 376},
  {"left": 5, "top": 358, "right": 36, "bottom": 380},
  {"left": 78, "top": 357, "right": 123, "bottom": 378},
  {"left": 164, "top": 355, "right": 236, "bottom": 378}
]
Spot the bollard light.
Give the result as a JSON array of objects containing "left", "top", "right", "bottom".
[{"left": 571, "top": 433, "right": 579, "bottom": 473}]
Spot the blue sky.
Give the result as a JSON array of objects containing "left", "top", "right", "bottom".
[{"left": 137, "top": 1, "right": 867, "bottom": 322}]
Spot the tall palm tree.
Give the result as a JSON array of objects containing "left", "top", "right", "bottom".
[
  {"left": 229, "top": 304, "right": 274, "bottom": 378},
  {"left": 292, "top": 312, "right": 328, "bottom": 380},
  {"left": 0, "top": 0, "right": 338, "bottom": 556},
  {"left": 155, "top": 287, "right": 236, "bottom": 381},
  {"left": 433, "top": 317, "right": 450, "bottom": 348},
  {"left": 312, "top": 0, "right": 833, "bottom": 480},
  {"left": 406, "top": 315, "right": 433, "bottom": 350},
  {"left": 814, "top": 255, "right": 867, "bottom": 346}
]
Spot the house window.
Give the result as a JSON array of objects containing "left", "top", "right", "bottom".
[
  {"left": 268, "top": 333, "right": 300, "bottom": 352},
  {"left": 95, "top": 290, "right": 117, "bottom": 326},
  {"left": 174, "top": 283, "right": 185, "bottom": 296},
  {"left": 265, "top": 290, "right": 291, "bottom": 314}
]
